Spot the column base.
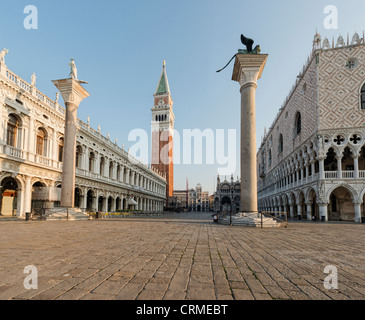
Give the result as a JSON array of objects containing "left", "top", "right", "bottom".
[
  {"left": 218, "top": 212, "right": 285, "bottom": 228},
  {"left": 42, "top": 207, "right": 90, "bottom": 221}
]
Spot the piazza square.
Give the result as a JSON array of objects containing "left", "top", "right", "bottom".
[{"left": 0, "top": 213, "right": 364, "bottom": 301}]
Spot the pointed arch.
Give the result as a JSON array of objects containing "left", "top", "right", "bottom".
[{"left": 294, "top": 112, "right": 302, "bottom": 137}]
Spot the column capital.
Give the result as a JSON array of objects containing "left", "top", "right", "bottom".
[
  {"left": 232, "top": 54, "right": 268, "bottom": 87},
  {"left": 52, "top": 78, "right": 90, "bottom": 107}
]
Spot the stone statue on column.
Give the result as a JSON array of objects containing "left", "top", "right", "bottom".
[{"left": 69, "top": 58, "right": 78, "bottom": 80}]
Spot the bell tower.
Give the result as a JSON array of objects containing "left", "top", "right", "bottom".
[{"left": 151, "top": 61, "right": 175, "bottom": 204}]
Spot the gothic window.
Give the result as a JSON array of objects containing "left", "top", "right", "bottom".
[
  {"left": 361, "top": 83, "right": 365, "bottom": 110},
  {"left": 7, "top": 114, "right": 19, "bottom": 147},
  {"left": 278, "top": 134, "right": 283, "bottom": 154},
  {"left": 36, "top": 128, "right": 47, "bottom": 156},
  {"left": 268, "top": 149, "right": 272, "bottom": 167},
  {"left": 58, "top": 138, "right": 64, "bottom": 162},
  {"left": 294, "top": 112, "right": 302, "bottom": 136},
  {"left": 156, "top": 115, "right": 158, "bottom": 121}
]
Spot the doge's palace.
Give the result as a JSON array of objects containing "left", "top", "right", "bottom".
[{"left": 257, "top": 33, "right": 365, "bottom": 223}]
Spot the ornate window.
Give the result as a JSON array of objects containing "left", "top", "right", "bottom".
[
  {"left": 361, "top": 83, "right": 365, "bottom": 110},
  {"left": 36, "top": 128, "right": 47, "bottom": 156},
  {"left": 58, "top": 138, "right": 64, "bottom": 162},
  {"left": 7, "top": 114, "right": 19, "bottom": 147}
]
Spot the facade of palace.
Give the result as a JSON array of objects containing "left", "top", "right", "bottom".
[
  {"left": 0, "top": 50, "right": 167, "bottom": 218},
  {"left": 213, "top": 175, "right": 241, "bottom": 213},
  {"left": 257, "top": 32, "right": 365, "bottom": 223}
]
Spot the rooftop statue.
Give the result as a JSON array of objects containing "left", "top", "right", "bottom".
[
  {"left": 0, "top": 48, "right": 9, "bottom": 64},
  {"left": 216, "top": 34, "right": 261, "bottom": 73}
]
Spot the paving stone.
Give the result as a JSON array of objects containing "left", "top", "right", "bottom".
[{"left": 0, "top": 212, "right": 364, "bottom": 301}]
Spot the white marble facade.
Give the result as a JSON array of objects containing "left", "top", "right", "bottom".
[
  {"left": 0, "top": 51, "right": 166, "bottom": 218},
  {"left": 257, "top": 33, "right": 365, "bottom": 223}
]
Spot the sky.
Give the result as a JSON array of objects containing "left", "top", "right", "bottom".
[{"left": 1, "top": 0, "right": 365, "bottom": 194}]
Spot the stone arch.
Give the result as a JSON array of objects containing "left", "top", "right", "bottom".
[
  {"left": 305, "top": 186, "right": 318, "bottom": 203},
  {"left": 327, "top": 184, "right": 358, "bottom": 222},
  {"left": 325, "top": 183, "right": 358, "bottom": 203},
  {"left": 281, "top": 193, "right": 289, "bottom": 214},
  {"left": 31, "top": 178, "right": 48, "bottom": 188},
  {"left": 74, "top": 187, "right": 83, "bottom": 208},
  {"left": 0, "top": 175, "right": 23, "bottom": 217},
  {"left": 86, "top": 189, "right": 95, "bottom": 212}
]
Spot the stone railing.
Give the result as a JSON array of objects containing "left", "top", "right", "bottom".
[
  {"left": 3, "top": 66, "right": 66, "bottom": 117},
  {"left": 75, "top": 167, "right": 165, "bottom": 198}
]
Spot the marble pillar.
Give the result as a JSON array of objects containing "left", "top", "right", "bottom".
[
  {"left": 232, "top": 54, "right": 268, "bottom": 213},
  {"left": 52, "top": 78, "right": 89, "bottom": 208}
]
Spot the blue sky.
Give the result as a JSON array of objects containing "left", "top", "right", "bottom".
[{"left": 1, "top": 0, "right": 365, "bottom": 194}]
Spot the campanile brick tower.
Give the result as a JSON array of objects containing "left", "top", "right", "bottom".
[{"left": 151, "top": 61, "right": 175, "bottom": 205}]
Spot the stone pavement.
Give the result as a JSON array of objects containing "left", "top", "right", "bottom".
[{"left": 0, "top": 212, "right": 364, "bottom": 300}]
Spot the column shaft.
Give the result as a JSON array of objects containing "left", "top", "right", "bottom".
[
  {"left": 240, "top": 82, "right": 258, "bottom": 213},
  {"left": 61, "top": 102, "right": 78, "bottom": 208}
]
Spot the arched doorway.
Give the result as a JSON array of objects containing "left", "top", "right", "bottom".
[
  {"left": 328, "top": 186, "right": 355, "bottom": 221},
  {"left": 108, "top": 197, "right": 113, "bottom": 212},
  {"left": 31, "top": 182, "right": 46, "bottom": 214},
  {"left": 98, "top": 196, "right": 104, "bottom": 212},
  {"left": 116, "top": 197, "right": 121, "bottom": 211},
  {"left": 74, "top": 188, "right": 82, "bottom": 208},
  {"left": 221, "top": 196, "right": 232, "bottom": 212},
  {"left": 86, "top": 190, "right": 94, "bottom": 212},
  {"left": 307, "top": 188, "right": 318, "bottom": 220},
  {"left": 1, "top": 177, "right": 18, "bottom": 216}
]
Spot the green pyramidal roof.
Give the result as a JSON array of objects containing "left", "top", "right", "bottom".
[{"left": 155, "top": 61, "right": 170, "bottom": 95}]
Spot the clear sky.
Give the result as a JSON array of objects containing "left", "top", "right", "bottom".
[{"left": 1, "top": 0, "right": 364, "bottom": 194}]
